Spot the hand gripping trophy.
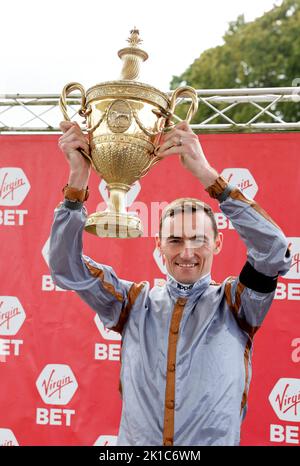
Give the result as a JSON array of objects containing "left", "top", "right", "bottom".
[{"left": 59, "top": 28, "right": 198, "bottom": 238}]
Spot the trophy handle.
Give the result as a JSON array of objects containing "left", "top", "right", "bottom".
[
  {"left": 141, "top": 86, "right": 199, "bottom": 177},
  {"left": 140, "top": 86, "right": 198, "bottom": 178},
  {"left": 59, "top": 82, "right": 87, "bottom": 121},
  {"left": 139, "top": 154, "right": 163, "bottom": 178},
  {"left": 168, "top": 86, "right": 199, "bottom": 124},
  {"left": 59, "top": 82, "right": 96, "bottom": 169}
]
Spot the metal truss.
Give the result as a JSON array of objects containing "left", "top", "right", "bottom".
[{"left": 0, "top": 87, "right": 299, "bottom": 133}]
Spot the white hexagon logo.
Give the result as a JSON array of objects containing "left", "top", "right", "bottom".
[
  {"left": 99, "top": 180, "right": 141, "bottom": 207},
  {"left": 0, "top": 297, "right": 26, "bottom": 336},
  {"left": 281, "top": 237, "right": 300, "bottom": 280},
  {"left": 269, "top": 378, "right": 300, "bottom": 422},
  {"left": 94, "top": 315, "right": 121, "bottom": 341},
  {"left": 221, "top": 168, "right": 258, "bottom": 199},
  {"left": 0, "top": 428, "right": 19, "bottom": 446},
  {"left": 0, "top": 167, "right": 30, "bottom": 206},
  {"left": 93, "top": 435, "right": 117, "bottom": 446},
  {"left": 36, "top": 364, "right": 78, "bottom": 406},
  {"left": 153, "top": 247, "right": 167, "bottom": 275}
]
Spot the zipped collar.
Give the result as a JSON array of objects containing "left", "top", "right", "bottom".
[{"left": 166, "top": 271, "right": 211, "bottom": 299}]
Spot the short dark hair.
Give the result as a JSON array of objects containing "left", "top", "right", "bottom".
[{"left": 159, "top": 197, "right": 218, "bottom": 239}]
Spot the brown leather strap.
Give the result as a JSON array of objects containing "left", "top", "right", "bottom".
[{"left": 62, "top": 184, "right": 89, "bottom": 202}]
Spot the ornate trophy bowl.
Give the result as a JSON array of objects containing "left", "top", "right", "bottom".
[{"left": 59, "top": 29, "right": 198, "bottom": 238}]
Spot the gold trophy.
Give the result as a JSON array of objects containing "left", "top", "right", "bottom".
[{"left": 59, "top": 28, "right": 198, "bottom": 238}]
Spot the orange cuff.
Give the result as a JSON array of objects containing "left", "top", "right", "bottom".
[
  {"left": 205, "top": 175, "right": 229, "bottom": 199},
  {"left": 62, "top": 184, "right": 89, "bottom": 202}
]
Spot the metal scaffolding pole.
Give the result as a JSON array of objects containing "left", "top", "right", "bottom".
[{"left": 0, "top": 87, "right": 299, "bottom": 133}]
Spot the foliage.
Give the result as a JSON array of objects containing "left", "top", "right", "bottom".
[{"left": 170, "top": 0, "right": 300, "bottom": 126}]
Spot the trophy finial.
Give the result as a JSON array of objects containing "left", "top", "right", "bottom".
[
  {"left": 127, "top": 27, "right": 142, "bottom": 47},
  {"left": 118, "top": 28, "right": 148, "bottom": 81}
]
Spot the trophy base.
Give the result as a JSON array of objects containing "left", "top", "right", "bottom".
[{"left": 84, "top": 211, "right": 143, "bottom": 238}]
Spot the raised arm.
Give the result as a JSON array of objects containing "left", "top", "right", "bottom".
[
  {"left": 49, "top": 122, "right": 145, "bottom": 332},
  {"left": 206, "top": 175, "right": 291, "bottom": 335},
  {"left": 157, "top": 121, "right": 292, "bottom": 335}
]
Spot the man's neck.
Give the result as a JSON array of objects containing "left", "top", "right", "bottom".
[{"left": 166, "top": 272, "right": 211, "bottom": 295}]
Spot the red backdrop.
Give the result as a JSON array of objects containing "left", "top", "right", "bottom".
[{"left": 0, "top": 133, "right": 299, "bottom": 446}]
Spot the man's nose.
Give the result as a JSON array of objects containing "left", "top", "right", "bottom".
[{"left": 180, "top": 243, "right": 194, "bottom": 259}]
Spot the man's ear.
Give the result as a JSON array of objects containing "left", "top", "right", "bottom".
[
  {"left": 155, "top": 233, "right": 161, "bottom": 251},
  {"left": 214, "top": 232, "right": 223, "bottom": 255}
]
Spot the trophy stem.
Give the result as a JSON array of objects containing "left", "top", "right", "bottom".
[
  {"left": 107, "top": 183, "right": 130, "bottom": 215},
  {"left": 84, "top": 182, "right": 143, "bottom": 238}
]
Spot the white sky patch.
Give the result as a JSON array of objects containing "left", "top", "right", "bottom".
[{"left": 0, "top": 0, "right": 281, "bottom": 93}]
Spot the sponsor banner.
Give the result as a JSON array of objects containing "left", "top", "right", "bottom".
[{"left": 0, "top": 133, "right": 299, "bottom": 445}]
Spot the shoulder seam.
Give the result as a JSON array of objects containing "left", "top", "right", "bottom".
[
  {"left": 225, "top": 277, "right": 260, "bottom": 339},
  {"left": 83, "top": 258, "right": 123, "bottom": 302},
  {"left": 109, "top": 281, "right": 146, "bottom": 335}
]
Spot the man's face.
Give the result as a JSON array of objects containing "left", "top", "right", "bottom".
[{"left": 156, "top": 210, "right": 223, "bottom": 284}]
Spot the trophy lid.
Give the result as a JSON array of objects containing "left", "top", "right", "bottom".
[
  {"left": 117, "top": 28, "right": 148, "bottom": 81},
  {"left": 86, "top": 28, "right": 170, "bottom": 109}
]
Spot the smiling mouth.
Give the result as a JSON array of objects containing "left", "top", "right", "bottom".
[{"left": 175, "top": 263, "right": 199, "bottom": 268}]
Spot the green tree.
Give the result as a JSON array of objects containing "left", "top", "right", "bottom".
[{"left": 170, "top": 0, "right": 300, "bottom": 129}]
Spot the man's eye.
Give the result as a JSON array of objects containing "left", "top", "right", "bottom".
[
  {"left": 194, "top": 238, "right": 205, "bottom": 244},
  {"left": 169, "top": 239, "right": 181, "bottom": 243}
]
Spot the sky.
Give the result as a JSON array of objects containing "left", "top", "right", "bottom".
[{"left": 0, "top": 0, "right": 281, "bottom": 94}]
